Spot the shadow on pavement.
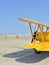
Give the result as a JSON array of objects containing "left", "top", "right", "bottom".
[
  {"left": 3, "top": 49, "right": 34, "bottom": 58},
  {"left": 16, "top": 52, "right": 49, "bottom": 63},
  {"left": 3, "top": 49, "right": 49, "bottom": 63}
]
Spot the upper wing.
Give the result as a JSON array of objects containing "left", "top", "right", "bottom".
[{"left": 18, "top": 18, "right": 49, "bottom": 28}]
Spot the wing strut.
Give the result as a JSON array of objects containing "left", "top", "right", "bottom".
[{"left": 29, "top": 23, "right": 33, "bottom": 36}]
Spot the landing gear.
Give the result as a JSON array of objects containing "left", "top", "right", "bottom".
[
  {"left": 34, "top": 49, "right": 41, "bottom": 54},
  {"left": 31, "top": 31, "right": 41, "bottom": 54}
]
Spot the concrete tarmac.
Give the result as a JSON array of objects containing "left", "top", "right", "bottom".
[{"left": 0, "top": 35, "right": 49, "bottom": 65}]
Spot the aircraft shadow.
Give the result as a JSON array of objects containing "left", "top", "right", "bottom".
[
  {"left": 3, "top": 49, "right": 34, "bottom": 58},
  {"left": 3, "top": 49, "right": 49, "bottom": 63},
  {"left": 16, "top": 52, "right": 49, "bottom": 63}
]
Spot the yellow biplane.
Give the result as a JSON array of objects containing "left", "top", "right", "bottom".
[{"left": 18, "top": 18, "right": 49, "bottom": 54}]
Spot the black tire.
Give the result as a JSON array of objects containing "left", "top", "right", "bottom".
[{"left": 34, "top": 50, "right": 41, "bottom": 54}]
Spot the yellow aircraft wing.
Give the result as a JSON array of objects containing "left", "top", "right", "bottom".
[
  {"left": 25, "top": 42, "right": 49, "bottom": 51},
  {"left": 18, "top": 18, "right": 49, "bottom": 28}
]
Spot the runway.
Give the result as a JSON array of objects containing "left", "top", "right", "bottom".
[{"left": 0, "top": 35, "right": 49, "bottom": 65}]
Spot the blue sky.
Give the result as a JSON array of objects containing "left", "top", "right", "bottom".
[{"left": 0, "top": 0, "right": 49, "bottom": 34}]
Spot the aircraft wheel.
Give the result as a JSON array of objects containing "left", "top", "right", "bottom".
[{"left": 34, "top": 50, "right": 41, "bottom": 54}]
